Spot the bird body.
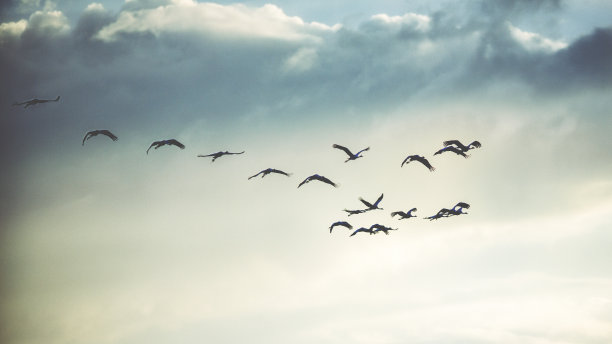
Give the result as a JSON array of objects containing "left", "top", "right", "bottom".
[
  {"left": 401, "top": 155, "right": 435, "bottom": 171},
  {"left": 332, "top": 144, "right": 370, "bottom": 162},
  {"left": 82, "top": 130, "right": 118, "bottom": 145},
  {"left": 198, "top": 150, "right": 244, "bottom": 162},
  {"left": 147, "top": 139, "right": 185, "bottom": 154},
  {"left": 248, "top": 168, "right": 291, "bottom": 180},
  {"left": 298, "top": 174, "right": 338, "bottom": 188},
  {"left": 434, "top": 146, "right": 470, "bottom": 158},
  {"left": 350, "top": 227, "right": 374, "bottom": 237},
  {"left": 370, "top": 224, "right": 398, "bottom": 235},
  {"left": 13, "top": 96, "right": 60, "bottom": 108},
  {"left": 329, "top": 221, "right": 353, "bottom": 233},
  {"left": 391, "top": 207, "right": 417, "bottom": 219},
  {"left": 443, "top": 140, "right": 481, "bottom": 152}
]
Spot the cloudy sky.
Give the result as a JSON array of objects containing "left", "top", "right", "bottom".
[{"left": 1, "top": 0, "right": 611, "bottom": 343}]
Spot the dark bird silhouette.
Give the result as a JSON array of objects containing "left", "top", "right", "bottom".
[
  {"left": 401, "top": 155, "right": 435, "bottom": 171},
  {"left": 443, "top": 140, "right": 481, "bottom": 152},
  {"left": 329, "top": 221, "right": 353, "bottom": 233},
  {"left": 360, "top": 193, "right": 384, "bottom": 211},
  {"left": 197, "top": 150, "right": 245, "bottom": 162},
  {"left": 343, "top": 209, "right": 367, "bottom": 216},
  {"left": 433, "top": 146, "right": 470, "bottom": 158},
  {"left": 424, "top": 208, "right": 451, "bottom": 221},
  {"left": 350, "top": 227, "right": 375, "bottom": 237},
  {"left": 248, "top": 168, "right": 291, "bottom": 180},
  {"left": 13, "top": 96, "right": 60, "bottom": 108},
  {"left": 449, "top": 202, "right": 470, "bottom": 215},
  {"left": 332, "top": 144, "right": 370, "bottom": 162},
  {"left": 82, "top": 130, "right": 118, "bottom": 145},
  {"left": 391, "top": 208, "right": 417, "bottom": 219},
  {"left": 298, "top": 174, "right": 338, "bottom": 188},
  {"left": 146, "top": 139, "right": 185, "bottom": 154},
  {"left": 370, "top": 224, "right": 398, "bottom": 235}
]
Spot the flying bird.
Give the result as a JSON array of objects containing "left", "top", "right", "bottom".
[
  {"left": 360, "top": 193, "right": 384, "bottom": 211},
  {"left": 329, "top": 221, "right": 353, "bottom": 233},
  {"left": 146, "top": 139, "right": 185, "bottom": 154},
  {"left": 248, "top": 168, "right": 291, "bottom": 180},
  {"left": 370, "top": 224, "right": 398, "bottom": 235},
  {"left": 332, "top": 144, "right": 370, "bottom": 162},
  {"left": 12, "top": 96, "right": 60, "bottom": 108},
  {"left": 343, "top": 209, "right": 367, "bottom": 216},
  {"left": 298, "top": 174, "right": 338, "bottom": 188},
  {"left": 424, "top": 208, "right": 452, "bottom": 221},
  {"left": 82, "top": 130, "right": 118, "bottom": 146},
  {"left": 443, "top": 140, "right": 481, "bottom": 152},
  {"left": 449, "top": 202, "right": 470, "bottom": 215},
  {"left": 350, "top": 227, "right": 375, "bottom": 237},
  {"left": 197, "top": 150, "right": 245, "bottom": 162},
  {"left": 433, "top": 146, "right": 470, "bottom": 158},
  {"left": 401, "top": 155, "right": 435, "bottom": 171},
  {"left": 391, "top": 208, "right": 417, "bottom": 219}
]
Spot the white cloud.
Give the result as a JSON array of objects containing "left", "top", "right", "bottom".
[
  {"left": 370, "top": 12, "right": 431, "bottom": 32},
  {"left": 0, "top": 19, "right": 27, "bottom": 44},
  {"left": 508, "top": 22, "right": 568, "bottom": 52},
  {"left": 95, "top": 1, "right": 340, "bottom": 42}
]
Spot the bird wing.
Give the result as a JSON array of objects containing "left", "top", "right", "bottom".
[
  {"left": 248, "top": 171, "right": 263, "bottom": 180},
  {"left": 469, "top": 141, "right": 482, "bottom": 149},
  {"left": 314, "top": 175, "right": 337, "bottom": 187},
  {"left": 332, "top": 144, "right": 354, "bottom": 157},
  {"left": 443, "top": 140, "right": 464, "bottom": 148},
  {"left": 100, "top": 130, "right": 118, "bottom": 141},
  {"left": 390, "top": 211, "right": 403, "bottom": 217},
  {"left": 228, "top": 151, "right": 245, "bottom": 155},
  {"left": 197, "top": 152, "right": 218, "bottom": 158},
  {"left": 269, "top": 169, "right": 291, "bottom": 177},
  {"left": 447, "top": 146, "right": 468, "bottom": 157},
  {"left": 167, "top": 139, "right": 185, "bottom": 149},
  {"left": 355, "top": 147, "right": 370, "bottom": 156},
  {"left": 414, "top": 156, "right": 435, "bottom": 171},
  {"left": 82, "top": 131, "right": 92, "bottom": 145},
  {"left": 350, "top": 227, "right": 369, "bottom": 237},
  {"left": 373, "top": 193, "right": 384, "bottom": 207},
  {"left": 359, "top": 198, "right": 373, "bottom": 208},
  {"left": 401, "top": 155, "right": 414, "bottom": 167},
  {"left": 455, "top": 202, "right": 470, "bottom": 209},
  {"left": 297, "top": 176, "right": 311, "bottom": 188},
  {"left": 146, "top": 141, "right": 160, "bottom": 154}
]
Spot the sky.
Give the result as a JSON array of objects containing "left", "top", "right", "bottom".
[{"left": 1, "top": 0, "right": 611, "bottom": 343}]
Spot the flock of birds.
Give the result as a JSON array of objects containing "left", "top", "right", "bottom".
[{"left": 15, "top": 96, "right": 482, "bottom": 237}]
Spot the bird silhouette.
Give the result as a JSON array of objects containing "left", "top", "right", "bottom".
[
  {"left": 443, "top": 140, "right": 481, "bottom": 152},
  {"left": 329, "top": 221, "right": 353, "bottom": 233},
  {"left": 82, "top": 130, "right": 118, "bottom": 145},
  {"left": 360, "top": 193, "right": 384, "bottom": 211},
  {"left": 146, "top": 139, "right": 185, "bottom": 154},
  {"left": 248, "top": 168, "right": 291, "bottom": 180},
  {"left": 433, "top": 146, "right": 470, "bottom": 158},
  {"left": 350, "top": 227, "right": 375, "bottom": 237},
  {"left": 370, "top": 224, "right": 398, "bottom": 235},
  {"left": 197, "top": 150, "right": 244, "bottom": 162},
  {"left": 343, "top": 209, "right": 367, "bottom": 216},
  {"left": 424, "top": 208, "right": 451, "bottom": 221},
  {"left": 401, "top": 155, "right": 435, "bottom": 171},
  {"left": 391, "top": 208, "right": 417, "bottom": 219},
  {"left": 298, "top": 174, "right": 338, "bottom": 188},
  {"left": 332, "top": 144, "right": 370, "bottom": 162},
  {"left": 13, "top": 96, "right": 60, "bottom": 108}
]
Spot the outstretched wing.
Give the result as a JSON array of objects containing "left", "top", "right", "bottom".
[
  {"left": 390, "top": 211, "right": 404, "bottom": 217},
  {"left": 228, "top": 151, "right": 245, "bottom": 155},
  {"left": 355, "top": 147, "right": 370, "bottom": 156},
  {"left": 435, "top": 146, "right": 468, "bottom": 158},
  {"left": 401, "top": 155, "right": 414, "bottom": 167},
  {"left": 297, "top": 176, "right": 311, "bottom": 188},
  {"left": 454, "top": 202, "right": 470, "bottom": 209},
  {"left": 167, "top": 139, "right": 185, "bottom": 149},
  {"left": 313, "top": 175, "right": 337, "bottom": 187},
  {"left": 413, "top": 156, "right": 435, "bottom": 171},
  {"left": 443, "top": 140, "right": 465, "bottom": 149},
  {"left": 146, "top": 141, "right": 160, "bottom": 154},
  {"left": 332, "top": 144, "right": 354, "bottom": 157},
  {"left": 359, "top": 197, "right": 374, "bottom": 208},
  {"left": 100, "top": 130, "right": 118, "bottom": 141},
  {"left": 197, "top": 152, "right": 216, "bottom": 158},
  {"left": 248, "top": 171, "right": 263, "bottom": 180},
  {"left": 82, "top": 131, "right": 92, "bottom": 145},
  {"left": 469, "top": 141, "right": 481, "bottom": 149},
  {"left": 373, "top": 193, "right": 384, "bottom": 207},
  {"left": 270, "top": 169, "right": 290, "bottom": 176}
]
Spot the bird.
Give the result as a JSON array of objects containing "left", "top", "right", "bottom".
[
  {"left": 424, "top": 208, "right": 451, "bottom": 221},
  {"left": 370, "top": 224, "right": 398, "bottom": 235},
  {"left": 197, "top": 150, "right": 245, "bottom": 162},
  {"left": 332, "top": 144, "right": 370, "bottom": 162},
  {"left": 360, "top": 193, "right": 384, "bottom": 211},
  {"left": 298, "top": 174, "right": 338, "bottom": 188},
  {"left": 12, "top": 96, "right": 60, "bottom": 108},
  {"left": 448, "top": 202, "right": 470, "bottom": 215},
  {"left": 433, "top": 146, "right": 470, "bottom": 158},
  {"left": 401, "top": 155, "right": 435, "bottom": 171},
  {"left": 248, "top": 168, "right": 291, "bottom": 180},
  {"left": 350, "top": 227, "right": 375, "bottom": 237},
  {"left": 443, "top": 140, "right": 481, "bottom": 152},
  {"left": 82, "top": 130, "right": 118, "bottom": 146},
  {"left": 146, "top": 139, "right": 185, "bottom": 154},
  {"left": 343, "top": 209, "right": 367, "bottom": 216},
  {"left": 329, "top": 221, "right": 353, "bottom": 233},
  {"left": 391, "top": 208, "right": 417, "bottom": 219}
]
